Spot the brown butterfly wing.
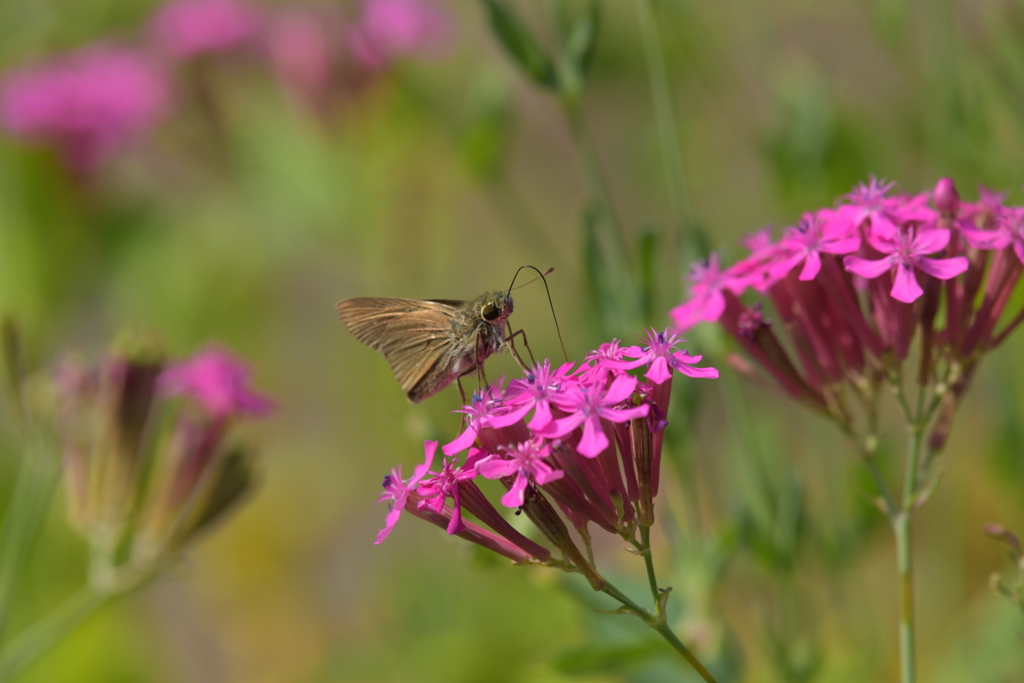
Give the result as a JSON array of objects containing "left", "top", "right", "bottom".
[{"left": 336, "top": 298, "right": 461, "bottom": 402}]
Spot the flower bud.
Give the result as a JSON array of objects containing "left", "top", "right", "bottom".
[{"left": 933, "top": 177, "right": 960, "bottom": 216}]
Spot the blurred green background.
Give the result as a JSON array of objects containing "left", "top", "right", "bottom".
[{"left": 2, "top": 0, "right": 1024, "bottom": 681}]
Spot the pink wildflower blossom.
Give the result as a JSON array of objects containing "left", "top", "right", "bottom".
[
  {"left": 375, "top": 440, "right": 435, "bottom": 544},
  {"left": 497, "top": 360, "right": 575, "bottom": 431},
  {"left": 349, "top": 0, "right": 451, "bottom": 70},
  {"left": 416, "top": 453, "right": 478, "bottom": 534},
  {"left": 844, "top": 226, "right": 968, "bottom": 303},
  {"left": 149, "top": 0, "right": 263, "bottom": 60},
  {"left": 671, "top": 176, "right": 1024, "bottom": 439},
  {"left": 158, "top": 346, "right": 274, "bottom": 419},
  {"left": 611, "top": 328, "right": 721, "bottom": 384},
  {"left": 772, "top": 211, "right": 861, "bottom": 282},
  {"left": 477, "top": 439, "right": 564, "bottom": 509},
  {"left": 543, "top": 374, "right": 649, "bottom": 457},
  {"left": 671, "top": 254, "right": 738, "bottom": 332},
  {"left": 374, "top": 331, "right": 718, "bottom": 586},
  {"left": 0, "top": 46, "right": 169, "bottom": 171}
]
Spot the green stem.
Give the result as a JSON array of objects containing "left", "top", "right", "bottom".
[
  {"left": 0, "top": 446, "right": 59, "bottom": 640},
  {"left": 639, "top": 526, "right": 659, "bottom": 604},
  {"left": 600, "top": 579, "right": 718, "bottom": 683},
  {"left": 893, "top": 424, "right": 923, "bottom": 683},
  {"left": 863, "top": 455, "right": 896, "bottom": 517},
  {"left": 0, "top": 586, "right": 111, "bottom": 681},
  {"left": 600, "top": 581, "right": 647, "bottom": 615},
  {"left": 648, "top": 618, "right": 718, "bottom": 683},
  {"left": 892, "top": 511, "right": 915, "bottom": 683}
]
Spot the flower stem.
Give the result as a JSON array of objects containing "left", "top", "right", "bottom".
[
  {"left": 639, "top": 525, "right": 660, "bottom": 604},
  {"left": 892, "top": 511, "right": 915, "bottom": 683},
  {"left": 0, "top": 586, "right": 111, "bottom": 681},
  {"left": 892, "top": 423, "right": 923, "bottom": 683},
  {"left": 600, "top": 578, "right": 718, "bottom": 683},
  {"left": 648, "top": 618, "right": 718, "bottom": 683}
]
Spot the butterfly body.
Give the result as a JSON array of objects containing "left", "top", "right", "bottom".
[{"left": 337, "top": 291, "right": 514, "bottom": 403}]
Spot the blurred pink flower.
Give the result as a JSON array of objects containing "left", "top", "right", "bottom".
[
  {"left": 0, "top": 45, "right": 169, "bottom": 171},
  {"left": 149, "top": 0, "right": 263, "bottom": 60},
  {"left": 266, "top": 8, "right": 336, "bottom": 108},
  {"left": 349, "top": 0, "right": 451, "bottom": 70},
  {"left": 159, "top": 346, "right": 273, "bottom": 419}
]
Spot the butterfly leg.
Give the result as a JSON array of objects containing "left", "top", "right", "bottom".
[
  {"left": 456, "top": 376, "right": 468, "bottom": 405},
  {"left": 504, "top": 326, "right": 535, "bottom": 372}
]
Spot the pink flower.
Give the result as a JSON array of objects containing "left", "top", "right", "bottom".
[
  {"left": 671, "top": 254, "right": 737, "bottom": 332},
  {"left": 149, "top": 0, "right": 263, "bottom": 60},
  {"left": 266, "top": 9, "right": 335, "bottom": 106},
  {"left": 0, "top": 46, "right": 169, "bottom": 171},
  {"left": 349, "top": 0, "right": 451, "bottom": 70},
  {"left": 832, "top": 176, "right": 936, "bottom": 239},
  {"left": 442, "top": 383, "right": 509, "bottom": 456},
  {"left": 477, "top": 439, "right": 564, "bottom": 509},
  {"left": 375, "top": 440, "right": 435, "bottom": 544},
  {"left": 497, "top": 360, "right": 575, "bottom": 431},
  {"left": 740, "top": 227, "right": 774, "bottom": 253},
  {"left": 844, "top": 226, "right": 969, "bottom": 303},
  {"left": 158, "top": 346, "right": 273, "bottom": 419},
  {"left": 415, "top": 454, "right": 478, "bottom": 534},
  {"left": 542, "top": 375, "right": 649, "bottom": 457},
  {"left": 771, "top": 211, "right": 861, "bottom": 282},
  {"left": 611, "top": 329, "right": 720, "bottom": 384},
  {"left": 933, "top": 177, "right": 960, "bottom": 215}
]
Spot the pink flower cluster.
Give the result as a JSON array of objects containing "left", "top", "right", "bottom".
[
  {"left": 56, "top": 344, "right": 272, "bottom": 550},
  {"left": 0, "top": 46, "right": 169, "bottom": 172},
  {"left": 148, "top": 0, "right": 263, "bottom": 59},
  {"left": 670, "top": 177, "right": 1024, "bottom": 416},
  {"left": 375, "top": 330, "right": 717, "bottom": 588},
  {"left": 0, "top": 0, "right": 451, "bottom": 170}
]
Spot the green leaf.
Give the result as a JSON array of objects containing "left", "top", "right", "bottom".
[
  {"left": 564, "top": 0, "right": 600, "bottom": 83},
  {"left": 480, "top": 0, "right": 558, "bottom": 89}
]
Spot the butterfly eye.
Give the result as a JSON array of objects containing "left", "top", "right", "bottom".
[{"left": 482, "top": 302, "right": 501, "bottom": 321}]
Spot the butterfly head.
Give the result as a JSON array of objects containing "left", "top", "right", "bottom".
[{"left": 480, "top": 291, "right": 514, "bottom": 326}]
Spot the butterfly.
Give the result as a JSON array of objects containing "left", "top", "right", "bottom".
[{"left": 336, "top": 291, "right": 518, "bottom": 403}]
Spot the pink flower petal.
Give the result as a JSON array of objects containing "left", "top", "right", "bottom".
[
  {"left": 576, "top": 416, "right": 609, "bottom": 457},
  {"left": 645, "top": 356, "right": 672, "bottom": 384},
  {"left": 526, "top": 401, "right": 553, "bottom": 431},
  {"left": 500, "top": 473, "right": 529, "bottom": 508},
  {"left": 489, "top": 401, "right": 532, "bottom": 429},
  {"left": 604, "top": 374, "right": 638, "bottom": 404},
  {"left": 890, "top": 263, "right": 923, "bottom": 303},
  {"left": 797, "top": 251, "right": 821, "bottom": 281},
  {"left": 375, "top": 506, "right": 404, "bottom": 544},
  {"left": 910, "top": 228, "right": 951, "bottom": 255},
  {"left": 913, "top": 255, "right": 968, "bottom": 280},
  {"left": 600, "top": 404, "right": 650, "bottom": 424},
  {"left": 442, "top": 425, "right": 478, "bottom": 455},
  {"left": 870, "top": 213, "right": 900, "bottom": 240},
  {"left": 843, "top": 255, "right": 893, "bottom": 279},
  {"left": 820, "top": 235, "right": 861, "bottom": 254},
  {"left": 537, "top": 411, "right": 586, "bottom": 440},
  {"left": 477, "top": 458, "right": 516, "bottom": 479}
]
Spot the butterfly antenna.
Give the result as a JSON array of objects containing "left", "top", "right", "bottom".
[{"left": 506, "top": 266, "right": 568, "bottom": 363}]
